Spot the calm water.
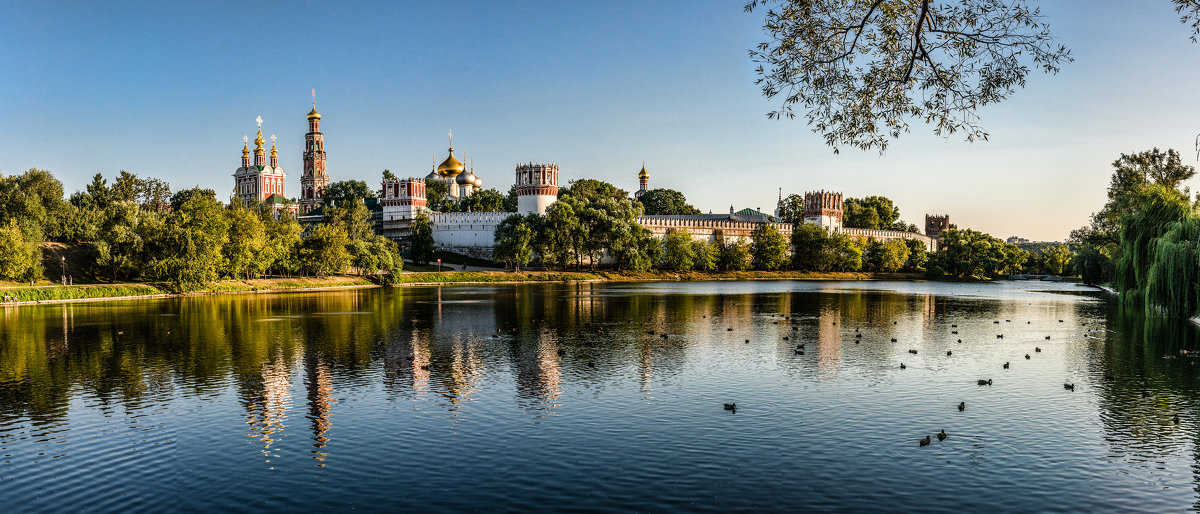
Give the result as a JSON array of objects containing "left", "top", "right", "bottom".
[{"left": 2, "top": 280, "right": 1199, "bottom": 512}]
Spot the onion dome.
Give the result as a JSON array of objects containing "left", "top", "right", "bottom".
[
  {"left": 473, "top": 176, "right": 483, "bottom": 188},
  {"left": 254, "top": 129, "right": 266, "bottom": 155},
  {"left": 307, "top": 107, "right": 321, "bottom": 121},
  {"left": 425, "top": 169, "right": 439, "bottom": 181},
  {"left": 437, "top": 148, "right": 465, "bottom": 177},
  {"left": 638, "top": 164, "right": 649, "bottom": 180},
  {"left": 457, "top": 168, "right": 477, "bottom": 185}
]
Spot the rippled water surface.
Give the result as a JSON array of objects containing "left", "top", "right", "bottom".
[{"left": 3, "top": 280, "right": 1200, "bottom": 512}]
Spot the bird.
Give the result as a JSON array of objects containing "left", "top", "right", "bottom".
[
  {"left": 745, "top": 339, "right": 750, "bottom": 343},
  {"left": 783, "top": 336, "right": 789, "bottom": 341},
  {"left": 951, "top": 331, "right": 958, "bottom": 334},
  {"left": 937, "top": 429, "right": 947, "bottom": 441},
  {"left": 1027, "top": 321, "right": 1031, "bottom": 324},
  {"left": 951, "top": 324, "right": 958, "bottom": 328},
  {"left": 909, "top": 349, "right": 918, "bottom": 354},
  {"left": 958, "top": 402, "right": 965, "bottom": 411},
  {"left": 891, "top": 338, "right": 898, "bottom": 342},
  {"left": 1174, "top": 413, "right": 1181, "bottom": 424},
  {"left": 832, "top": 322, "right": 837, "bottom": 326},
  {"left": 1003, "top": 362, "right": 1010, "bottom": 369},
  {"left": 957, "top": 339, "right": 962, "bottom": 343},
  {"left": 900, "top": 363, "right": 907, "bottom": 369},
  {"left": 1005, "top": 320, "right": 1011, "bottom": 323},
  {"left": 946, "top": 351, "right": 952, "bottom": 356},
  {"left": 1142, "top": 391, "right": 1152, "bottom": 398},
  {"left": 855, "top": 333, "right": 862, "bottom": 339},
  {"left": 1025, "top": 354, "right": 1031, "bottom": 359},
  {"left": 997, "top": 334, "right": 1004, "bottom": 339},
  {"left": 647, "top": 330, "right": 656, "bottom": 335},
  {"left": 894, "top": 321, "right": 898, "bottom": 325},
  {"left": 1045, "top": 336, "right": 1051, "bottom": 340},
  {"left": 1059, "top": 320, "right": 1064, "bottom": 323},
  {"left": 977, "top": 379, "right": 993, "bottom": 386},
  {"left": 1035, "top": 347, "right": 1041, "bottom": 353},
  {"left": 1064, "top": 383, "right": 1075, "bottom": 391},
  {"left": 420, "top": 365, "right": 430, "bottom": 371},
  {"left": 727, "top": 328, "right": 733, "bottom": 331},
  {"left": 994, "top": 321, "right": 1000, "bottom": 324},
  {"left": 795, "top": 349, "right": 804, "bottom": 355},
  {"left": 920, "top": 435, "right": 931, "bottom": 447}
]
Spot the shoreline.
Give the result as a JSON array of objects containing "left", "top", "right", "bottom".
[{"left": 0, "top": 270, "right": 1036, "bottom": 307}]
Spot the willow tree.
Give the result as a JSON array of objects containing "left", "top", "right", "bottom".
[
  {"left": 1143, "top": 214, "right": 1200, "bottom": 317},
  {"left": 1113, "top": 185, "right": 1192, "bottom": 302}
]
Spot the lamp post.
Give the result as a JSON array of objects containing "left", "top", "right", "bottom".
[
  {"left": 437, "top": 258, "right": 442, "bottom": 272},
  {"left": 61, "top": 256, "right": 66, "bottom": 286}
]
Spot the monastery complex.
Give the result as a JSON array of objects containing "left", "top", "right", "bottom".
[{"left": 236, "top": 99, "right": 943, "bottom": 260}]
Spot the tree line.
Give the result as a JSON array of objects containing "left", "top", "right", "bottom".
[{"left": 0, "top": 168, "right": 401, "bottom": 290}]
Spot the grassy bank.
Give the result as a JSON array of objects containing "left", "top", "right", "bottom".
[{"left": 0, "top": 270, "right": 928, "bottom": 304}]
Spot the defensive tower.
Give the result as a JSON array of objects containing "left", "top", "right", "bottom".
[
  {"left": 516, "top": 162, "right": 559, "bottom": 215},
  {"left": 803, "top": 190, "right": 843, "bottom": 232}
]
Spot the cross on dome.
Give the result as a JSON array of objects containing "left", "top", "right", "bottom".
[{"left": 256, "top": 116, "right": 263, "bottom": 128}]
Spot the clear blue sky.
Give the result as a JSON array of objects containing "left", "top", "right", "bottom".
[{"left": 3, "top": 0, "right": 1199, "bottom": 241}]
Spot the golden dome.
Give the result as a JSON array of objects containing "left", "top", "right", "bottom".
[
  {"left": 437, "top": 148, "right": 465, "bottom": 177},
  {"left": 254, "top": 129, "right": 265, "bottom": 155},
  {"left": 638, "top": 164, "right": 649, "bottom": 179},
  {"left": 307, "top": 107, "right": 321, "bottom": 121}
]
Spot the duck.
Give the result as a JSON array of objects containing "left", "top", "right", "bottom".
[
  {"left": 661, "top": 334, "right": 669, "bottom": 339},
  {"left": 900, "top": 363, "right": 907, "bottom": 369},
  {"left": 588, "top": 362, "right": 596, "bottom": 368},
  {"left": 951, "top": 324, "right": 958, "bottom": 328},
  {"left": 723, "top": 403, "right": 737, "bottom": 412},
  {"left": 1045, "top": 336, "right": 1051, "bottom": 340},
  {"left": 832, "top": 322, "right": 837, "bottom": 326},
  {"left": 855, "top": 333, "right": 862, "bottom": 339},
  {"left": 1003, "top": 362, "right": 1010, "bottom": 369},
  {"left": 994, "top": 321, "right": 1000, "bottom": 324},
  {"left": 920, "top": 435, "right": 932, "bottom": 447},
  {"left": 957, "top": 339, "right": 962, "bottom": 343},
  {"left": 783, "top": 336, "right": 789, "bottom": 341},
  {"left": 1064, "top": 383, "right": 1075, "bottom": 391},
  {"left": 1174, "top": 413, "right": 1181, "bottom": 424},
  {"left": 727, "top": 328, "right": 734, "bottom": 331},
  {"left": 1025, "top": 354, "right": 1031, "bottom": 359},
  {"left": 894, "top": 321, "right": 898, "bottom": 325},
  {"left": 946, "top": 351, "right": 952, "bottom": 356},
  {"left": 1035, "top": 347, "right": 1041, "bottom": 353},
  {"left": 745, "top": 339, "right": 750, "bottom": 343},
  {"left": 1027, "top": 321, "right": 1031, "bottom": 324},
  {"left": 997, "top": 334, "right": 1004, "bottom": 339},
  {"left": 891, "top": 338, "right": 898, "bottom": 342},
  {"left": 937, "top": 429, "right": 947, "bottom": 441},
  {"left": 958, "top": 401, "right": 965, "bottom": 411},
  {"left": 1059, "top": 320, "right": 1064, "bottom": 323},
  {"left": 647, "top": 330, "right": 656, "bottom": 335},
  {"left": 795, "top": 349, "right": 805, "bottom": 355},
  {"left": 951, "top": 331, "right": 959, "bottom": 334},
  {"left": 977, "top": 379, "right": 993, "bottom": 386},
  {"left": 909, "top": 349, "right": 918, "bottom": 354},
  {"left": 1104, "top": 374, "right": 1115, "bottom": 381}
]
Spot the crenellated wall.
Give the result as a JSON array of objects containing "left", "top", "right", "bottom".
[
  {"left": 842, "top": 227, "right": 938, "bottom": 252},
  {"left": 430, "top": 211, "right": 514, "bottom": 257},
  {"left": 637, "top": 216, "right": 793, "bottom": 241}
]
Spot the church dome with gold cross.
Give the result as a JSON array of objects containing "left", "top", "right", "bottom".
[{"left": 437, "top": 149, "right": 465, "bottom": 178}]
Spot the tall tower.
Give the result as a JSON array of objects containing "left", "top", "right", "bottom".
[
  {"left": 803, "top": 190, "right": 843, "bottom": 232},
  {"left": 635, "top": 162, "right": 649, "bottom": 198},
  {"left": 516, "top": 162, "right": 559, "bottom": 215},
  {"left": 300, "top": 90, "right": 329, "bottom": 214},
  {"left": 925, "top": 214, "right": 950, "bottom": 239}
]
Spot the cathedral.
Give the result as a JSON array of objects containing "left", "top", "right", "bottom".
[{"left": 232, "top": 116, "right": 297, "bottom": 217}]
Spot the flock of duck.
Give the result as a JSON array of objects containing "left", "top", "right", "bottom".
[{"left": 704, "top": 315, "right": 1185, "bottom": 448}]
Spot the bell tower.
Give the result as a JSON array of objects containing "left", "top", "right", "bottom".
[{"left": 300, "top": 89, "right": 329, "bottom": 214}]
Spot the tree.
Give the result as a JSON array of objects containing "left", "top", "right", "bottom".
[
  {"left": 152, "top": 188, "right": 230, "bottom": 290},
  {"left": 775, "top": 193, "right": 806, "bottom": 224},
  {"left": 717, "top": 233, "right": 752, "bottom": 271},
  {"left": 0, "top": 220, "right": 39, "bottom": 281},
  {"left": 751, "top": 224, "right": 789, "bottom": 270},
  {"left": 503, "top": 185, "right": 519, "bottom": 212},
  {"left": 561, "top": 179, "right": 627, "bottom": 203},
  {"left": 636, "top": 188, "right": 701, "bottom": 215},
  {"left": 382, "top": 169, "right": 398, "bottom": 181},
  {"left": 111, "top": 170, "right": 140, "bottom": 204},
  {"left": 462, "top": 188, "right": 505, "bottom": 212},
  {"left": 423, "top": 179, "right": 458, "bottom": 212},
  {"left": 223, "top": 202, "right": 267, "bottom": 279},
  {"left": 543, "top": 196, "right": 585, "bottom": 269},
  {"left": 844, "top": 196, "right": 900, "bottom": 229},
  {"left": 663, "top": 229, "right": 698, "bottom": 271},
  {"left": 1043, "top": 244, "right": 1072, "bottom": 275},
  {"left": 0, "top": 168, "right": 67, "bottom": 242},
  {"left": 904, "top": 238, "right": 928, "bottom": 272},
  {"left": 745, "top": 0, "right": 1072, "bottom": 152},
  {"left": 323, "top": 180, "right": 376, "bottom": 206},
  {"left": 876, "top": 239, "right": 911, "bottom": 273},
  {"left": 262, "top": 213, "right": 303, "bottom": 277},
  {"left": 409, "top": 211, "right": 435, "bottom": 265},
  {"left": 94, "top": 202, "right": 155, "bottom": 282},
  {"left": 694, "top": 240, "right": 719, "bottom": 271},
  {"left": 791, "top": 223, "right": 830, "bottom": 271},
  {"left": 494, "top": 214, "right": 535, "bottom": 271},
  {"left": 301, "top": 224, "right": 350, "bottom": 277},
  {"left": 827, "top": 232, "right": 864, "bottom": 271}
]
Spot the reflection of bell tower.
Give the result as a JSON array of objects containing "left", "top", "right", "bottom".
[
  {"left": 305, "top": 353, "right": 335, "bottom": 466},
  {"left": 300, "top": 90, "right": 328, "bottom": 214}
]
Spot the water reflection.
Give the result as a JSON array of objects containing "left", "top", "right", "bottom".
[{"left": 5, "top": 281, "right": 1200, "bottom": 510}]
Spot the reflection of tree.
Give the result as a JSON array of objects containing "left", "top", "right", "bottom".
[{"left": 1093, "top": 305, "right": 1200, "bottom": 506}]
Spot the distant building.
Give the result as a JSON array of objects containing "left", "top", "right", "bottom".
[
  {"left": 232, "top": 116, "right": 297, "bottom": 217},
  {"left": 299, "top": 93, "right": 329, "bottom": 215},
  {"left": 1006, "top": 236, "right": 1031, "bottom": 244},
  {"left": 635, "top": 163, "right": 649, "bottom": 199},
  {"left": 925, "top": 214, "right": 950, "bottom": 239}
]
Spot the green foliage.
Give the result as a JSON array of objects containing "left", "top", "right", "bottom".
[
  {"left": 542, "top": 197, "right": 584, "bottom": 269},
  {"left": 561, "top": 179, "right": 627, "bottom": 203},
  {"left": 932, "top": 228, "right": 1026, "bottom": 279},
  {"left": 662, "top": 229, "right": 698, "bottom": 271},
  {"left": 717, "top": 232, "right": 752, "bottom": 271},
  {"left": 636, "top": 188, "right": 701, "bottom": 215},
  {"left": 0, "top": 168, "right": 67, "bottom": 242},
  {"left": 746, "top": 0, "right": 1071, "bottom": 152},
  {"left": 222, "top": 202, "right": 266, "bottom": 279},
  {"left": 775, "top": 194, "right": 806, "bottom": 224},
  {"left": 843, "top": 196, "right": 899, "bottom": 230},
  {"left": 827, "top": 233, "right": 863, "bottom": 272},
  {"left": 408, "top": 211, "right": 436, "bottom": 265},
  {"left": 694, "top": 240, "right": 719, "bottom": 271},
  {"left": 791, "top": 223, "right": 831, "bottom": 271},
  {"left": 0, "top": 220, "right": 39, "bottom": 281},
  {"left": 750, "top": 224, "right": 788, "bottom": 270},
  {"left": 462, "top": 188, "right": 505, "bottom": 212},
  {"left": 503, "top": 185, "right": 519, "bottom": 212},
  {"left": 152, "top": 188, "right": 230, "bottom": 290},
  {"left": 876, "top": 239, "right": 911, "bottom": 273},
  {"left": 301, "top": 223, "right": 350, "bottom": 277},
  {"left": 323, "top": 180, "right": 376, "bottom": 206},
  {"left": 903, "top": 238, "right": 928, "bottom": 272},
  {"left": 1042, "top": 244, "right": 1072, "bottom": 275},
  {"left": 494, "top": 214, "right": 536, "bottom": 270},
  {"left": 94, "top": 202, "right": 158, "bottom": 282},
  {"left": 425, "top": 179, "right": 454, "bottom": 212}
]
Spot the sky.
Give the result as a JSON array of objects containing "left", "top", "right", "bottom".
[{"left": 3, "top": 0, "right": 1200, "bottom": 241}]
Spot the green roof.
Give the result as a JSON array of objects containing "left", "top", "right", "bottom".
[{"left": 264, "top": 194, "right": 294, "bottom": 205}]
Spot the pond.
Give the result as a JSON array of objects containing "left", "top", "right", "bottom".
[{"left": 1, "top": 280, "right": 1198, "bottom": 512}]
